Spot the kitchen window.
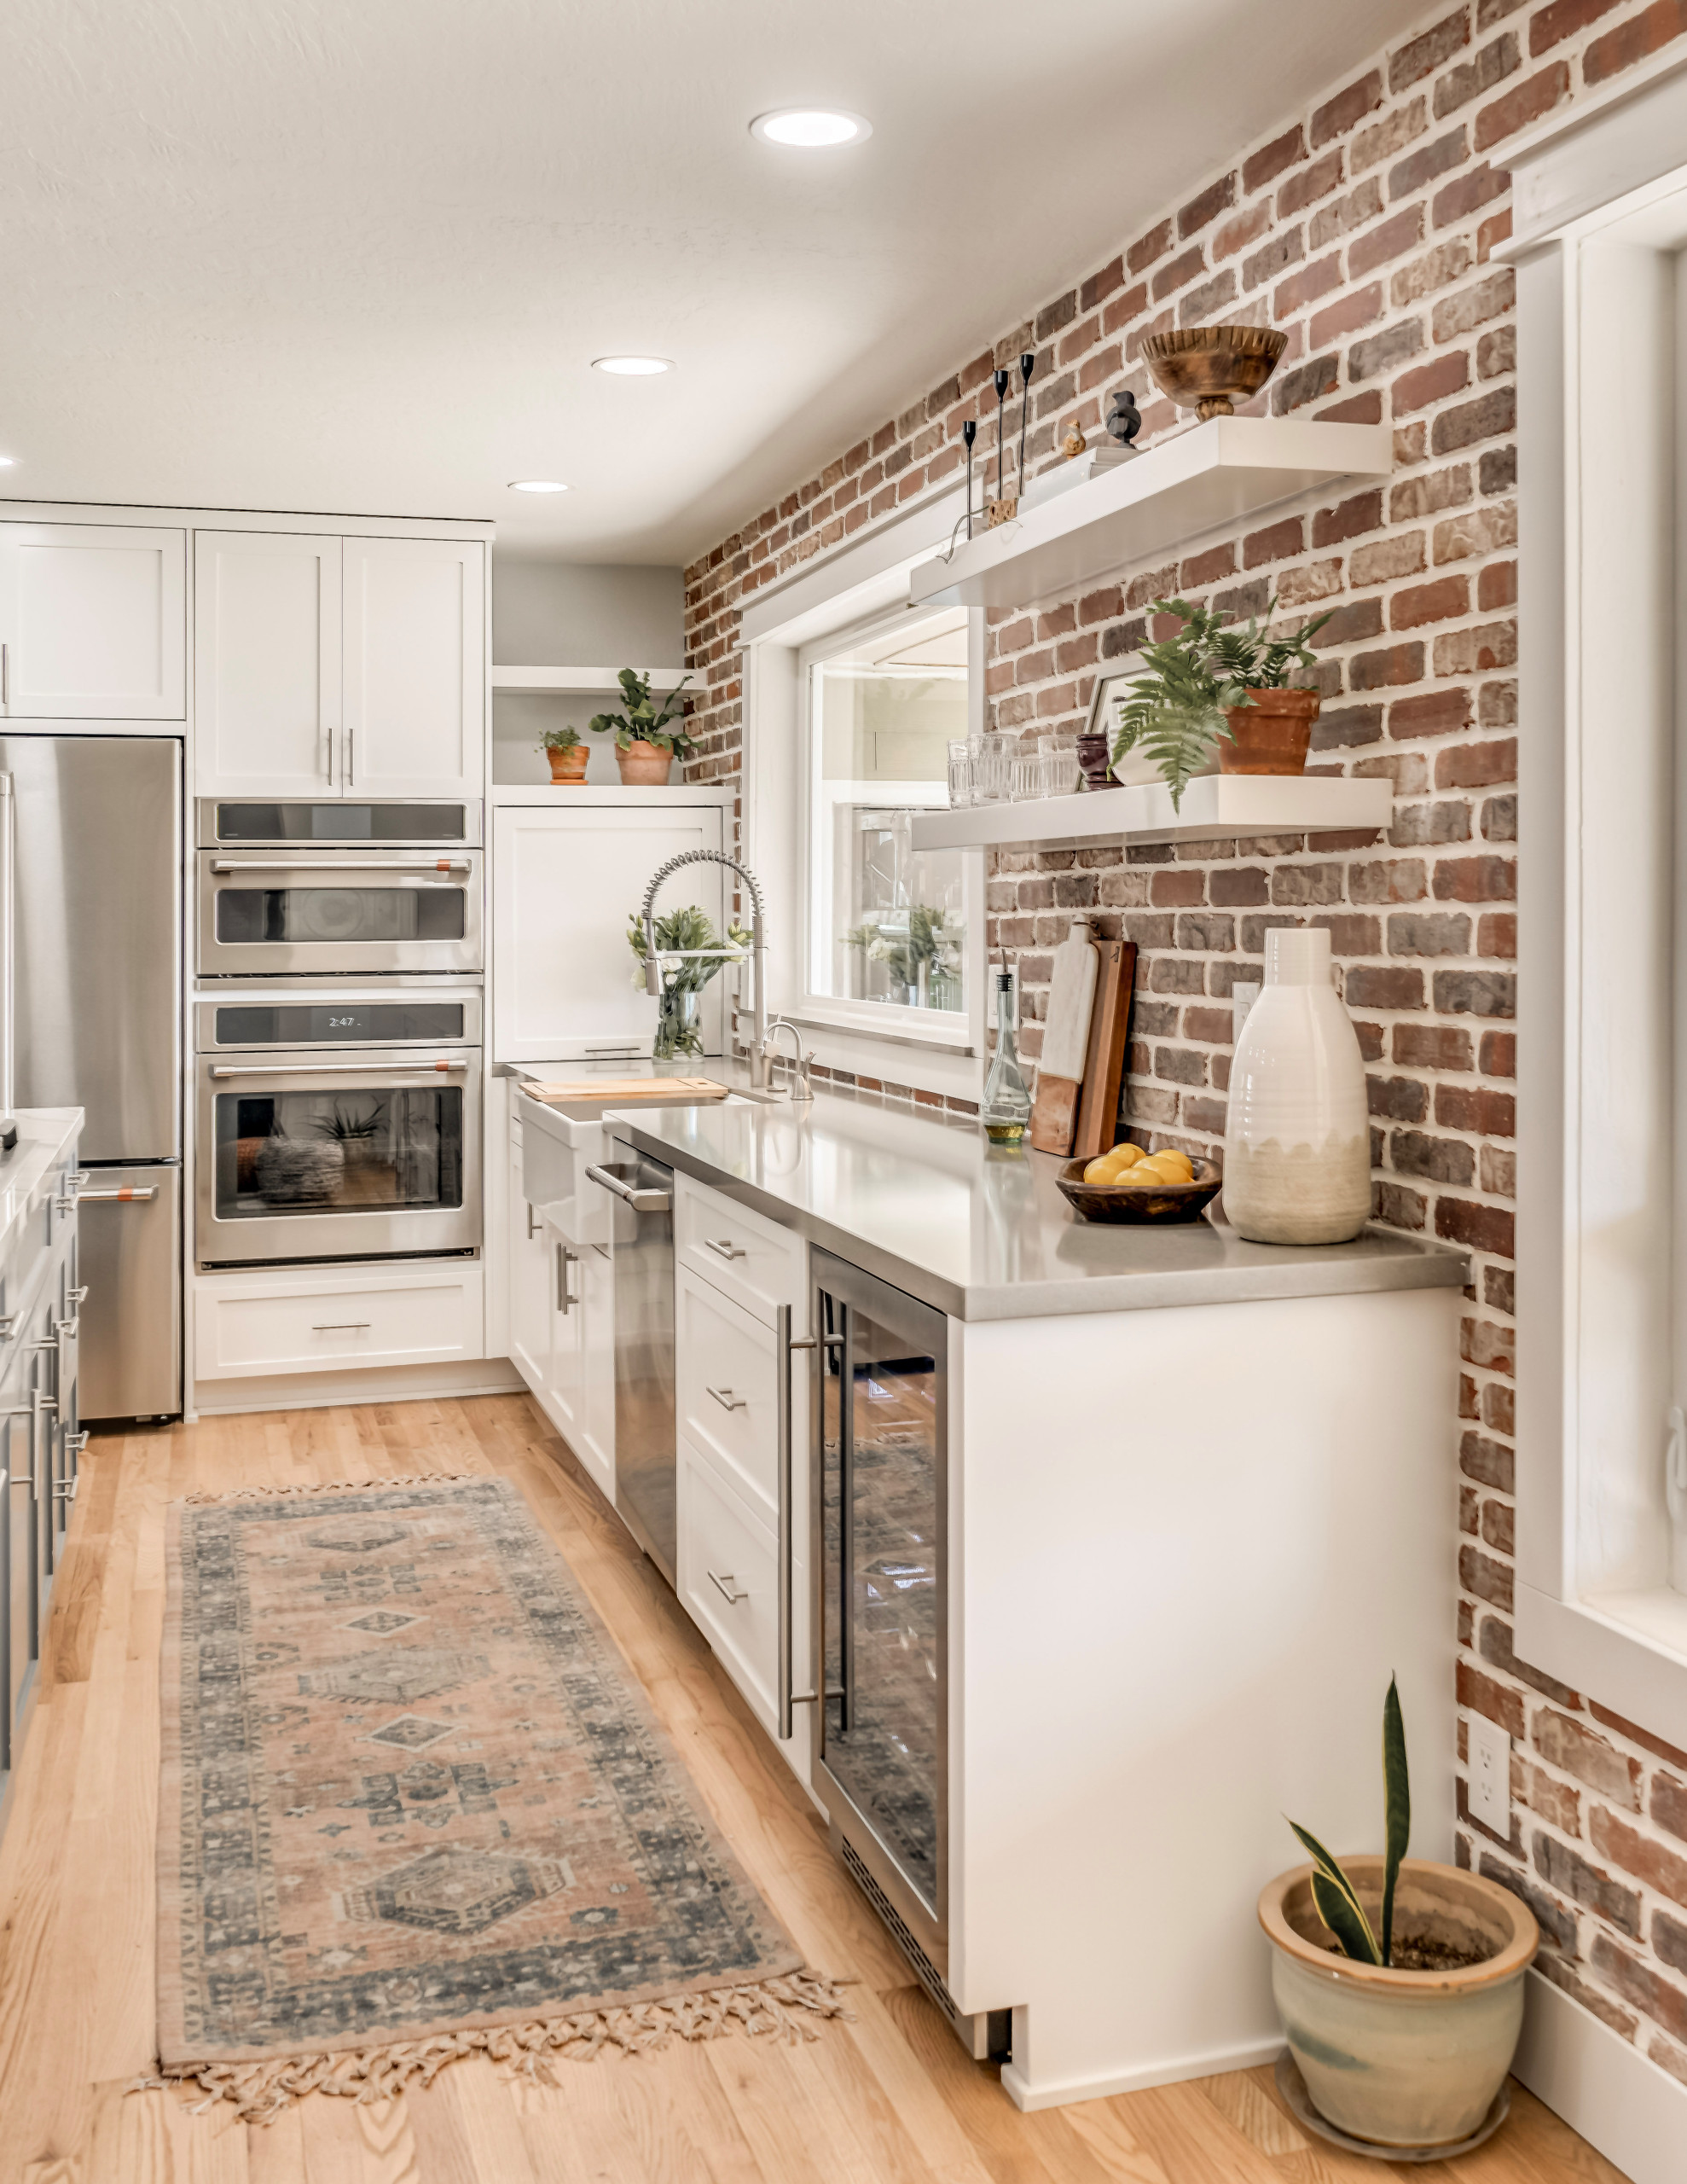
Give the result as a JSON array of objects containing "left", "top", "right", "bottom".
[{"left": 800, "top": 607, "right": 972, "bottom": 1043}]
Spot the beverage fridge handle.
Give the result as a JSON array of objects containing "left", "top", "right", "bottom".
[{"left": 777, "top": 1308, "right": 819, "bottom": 1741}]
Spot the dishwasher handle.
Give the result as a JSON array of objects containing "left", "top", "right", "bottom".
[{"left": 585, "top": 1163, "right": 671, "bottom": 1215}]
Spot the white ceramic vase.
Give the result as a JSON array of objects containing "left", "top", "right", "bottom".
[{"left": 1223, "top": 927, "right": 1370, "bottom": 1245}]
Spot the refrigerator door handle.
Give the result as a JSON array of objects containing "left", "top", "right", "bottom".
[{"left": 74, "top": 1185, "right": 159, "bottom": 1203}]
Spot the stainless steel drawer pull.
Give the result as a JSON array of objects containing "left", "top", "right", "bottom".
[
  {"left": 704, "top": 1237, "right": 745, "bottom": 1261},
  {"left": 584, "top": 1164, "right": 671, "bottom": 1214},
  {"left": 75, "top": 1185, "right": 158, "bottom": 1202},
  {"left": 311, "top": 1321, "right": 371, "bottom": 1332},
  {"left": 526, "top": 1203, "right": 541, "bottom": 1240},
  {"left": 555, "top": 1242, "right": 576, "bottom": 1315},
  {"left": 54, "top": 1475, "right": 78, "bottom": 1507},
  {"left": 65, "top": 1429, "right": 90, "bottom": 1454},
  {"left": 706, "top": 1385, "right": 746, "bottom": 1412},
  {"left": 67, "top": 1287, "right": 89, "bottom": 1304},
  {"left": 583, "top": 1044, "right": 640, "bottom": 1055},
  {"left": 211, "top": 1060, "right": 467, "bottom": 1078},
  {"left": 708, "top": 1569, "right": 749, "bottom": 1606}
]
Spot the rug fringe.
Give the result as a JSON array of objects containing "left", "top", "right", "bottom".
[
  {"left": 131, "top": 1970, "right": 854, "bottom": 2123},
  {"left": 181, "top": 1474, "right": 483, "bottom": 1505}
]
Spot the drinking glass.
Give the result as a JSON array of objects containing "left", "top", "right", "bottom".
[{"left": 947, "top": 739, "right": 973, "bottom": 809}]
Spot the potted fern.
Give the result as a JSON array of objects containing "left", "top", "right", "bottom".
[
  {"left": 538, "top": 725, "right": 588, "bottom": 783},
  {"left": 1110, "top": 596, "right": 1332, "bottom": 808},
  {"left": 588, "top": 669, "right": 696, "bottom": 786},
  {"left": 1257, "top": 1679, "right": 1538, "bottom": 2153}
]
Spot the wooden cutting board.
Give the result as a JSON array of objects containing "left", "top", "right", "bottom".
[
  {"left": 525, "top": 1077, "right": 731, "bottom": 1104},
  {"left": 1029, "top": 920, "right": 1099, "bottom": 1155},
  {"left": 1073, "top": 939, "right": 1139, "bottom": 1161}
]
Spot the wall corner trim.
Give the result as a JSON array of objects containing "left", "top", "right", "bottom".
[{"left": 1512, "top": 1964, "right": 1687, "bottom": 2184}]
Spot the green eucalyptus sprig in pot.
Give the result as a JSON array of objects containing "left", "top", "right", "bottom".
[
  {"left": 1256, "top": 1678, "right": 1539, "bottom": 2153},
  {"left": 588, "top": 669, "right": 696, "bottom": 787},
  {"left": 1110, "top": 595, "right": 1333, "bottom": 809}
]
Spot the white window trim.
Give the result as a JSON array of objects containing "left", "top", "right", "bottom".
[
  {"left": 796, "top": 605, "right": 976, "bottom": 1053},
  {"left": 1509, "top": 50, "right": 1687, "bottom": 1733},
  {"left": 741, "top": 485, "right": 990, "bottom": 1101}
]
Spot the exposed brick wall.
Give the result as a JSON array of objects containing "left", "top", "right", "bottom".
[{"left": 682, "top": 0, "right": 1687, "bottom": 2082}]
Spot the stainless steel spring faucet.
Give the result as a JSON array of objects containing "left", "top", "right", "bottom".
[{"left": 639, "top": 848, "right": 773, "bottom": 1088}]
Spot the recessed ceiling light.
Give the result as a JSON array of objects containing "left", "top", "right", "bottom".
[
  {"left": 0, "top": 456, "right": 16, "bottom": 468},
  {"left": 751, "top": 107, "right": 871, "bottom": 148},
  {"left": 591, "top": 356, "right": 672, "bottom": 376},
  {"left": 509, "top": 479, "right": 569, "bottom": 493}
]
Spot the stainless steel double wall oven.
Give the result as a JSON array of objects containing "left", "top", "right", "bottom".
[{"left": 194, "top": 800, "right": 484, "bottom": 1272}]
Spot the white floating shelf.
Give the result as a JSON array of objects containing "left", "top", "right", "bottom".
[
  {"left": 909, "top": 416, "right": 1393, "bottom": 613},
  {"left": 911, "top": 774, "right": 1392, "bottom": 851},
  {"left": 491, "top": 665, "right": 689, "bottom": 695}
]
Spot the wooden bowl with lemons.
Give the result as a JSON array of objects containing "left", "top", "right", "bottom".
[{"left": 1056, "top": 1141, "right": 1223, "bottom": 1225}]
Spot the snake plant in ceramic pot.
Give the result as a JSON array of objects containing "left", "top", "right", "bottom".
[
  {"left": 1110, "top": 596, "right": 1332, "bottom": 808},
  {"left": 1257, "top": 1679, "right": 1539, "bottom": 2152}
]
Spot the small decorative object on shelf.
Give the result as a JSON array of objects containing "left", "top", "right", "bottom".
[
  {"left": 588, "top": 667, "right": 696, "bottom": 786},
  {"left": 1259, "top": 1679, "right": 1538, "bottom": 2153},
  {"left": 986, "top": 366, "right": 1016, "bottom": 526},
  {"left": 539, "top": 725, "right": 589, "bottom": 783},
  {"left": 1222, "top": 927, "right": 1370, "bottom": 1246},
  {"left": 1075, "top": 731, "right": 1117, "bottom": 792},
  {"left": 1140, "top": 324, "right": 1288, "bottom": 420},
  {"left": 1104, "top": 387, "right": 1142, "bottom": 450},
  {"left": 1110, "top": 594, "right": 1333, "bottom": 809},
  {"left": 980, "top": 967, "right": 1033, "bottom": 1143},
  {"left": 1016, "top": 349, "right": 1035, "bottom": 499},
  {"left": 626, "top": 903, "right": 751, "bottom": 1061},
  {"left": 1060, "top": 421, "right": 1087, "bottom": 459}
]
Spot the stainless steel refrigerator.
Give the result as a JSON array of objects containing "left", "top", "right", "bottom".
[{"left": 1, "top": 736, "right": 182, "bottom": 1418}]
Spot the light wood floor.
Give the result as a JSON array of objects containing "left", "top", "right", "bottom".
[{"left": 0, "top": 1394, "right": 1629, "bottom": 2184}]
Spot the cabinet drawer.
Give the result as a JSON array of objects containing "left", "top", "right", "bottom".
[
  {"left": 675, "top": 1174, "right": 802, "bottom": 1327},
  {"left": 678, "top": 1433, "right": 778, "bottom": 1726},
  {"left": 194, "top": 1266, "right": 484, "bottom": 1380},
  {"left": 675, "top": 1266, "right": 777, "bottom": 1519}
]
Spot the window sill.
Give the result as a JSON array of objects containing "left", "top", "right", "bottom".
[
  {"left": 1516, "top": 1579, "right": 1687, "bottom": 1734},
  {"left": 791, "top": 1008, "right": 974, "bottom": 1058}
]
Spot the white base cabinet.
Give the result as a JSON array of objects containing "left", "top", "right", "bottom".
[
  {"left": 193, "top": 1263, "right": 485, "bottom": 1380},
  {"left": 671, "top": 1172, "right": 811, "bottom": 1789}
]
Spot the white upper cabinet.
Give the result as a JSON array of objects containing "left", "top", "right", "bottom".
[
  {"left": 194, "top": 531, "right": 340, "bottom": 795},
  {"left": 344, "top": 538, "right": 484, "bottom": 798},
  {"left": 193, "top": 530, "right": 484, "bottom": 798},
  {"left": 492, "top": 803, "right": 725, "bottom": 1062},
  {"left": 0, "top": 522, "right": 185, "bottom": 719}
]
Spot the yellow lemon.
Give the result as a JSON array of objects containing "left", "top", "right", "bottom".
[
  {"left": 1083, "top": 1155, "right": 1121, "bottom": 1184},
  {"left": 1109, "top": 1141, "right": 1146, "bottom": 1167}
]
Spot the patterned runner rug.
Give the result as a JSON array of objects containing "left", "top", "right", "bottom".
[{"left": 147, "top": 1474, "right": 844, "bottom": 2121}]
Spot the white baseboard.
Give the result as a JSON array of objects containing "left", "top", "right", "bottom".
[
  {"left": 1513, "top": 1964, "right": 1687, "bottom": 2184},
  {"left": 1000, "top": 2034, "right": 1285, "bottom": 2113},
  {"left": 190, "top": 1358, "right": 525, "bottom": 1417}
]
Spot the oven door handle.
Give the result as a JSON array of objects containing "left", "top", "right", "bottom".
[
  {"left": 209, "top": 1060, "right": 470, "bottom": 1078},
  {"left": 208, "top": 857, "right": 473, "bottom": 874}
]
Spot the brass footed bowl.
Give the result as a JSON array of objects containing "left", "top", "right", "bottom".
[
  {"left": 1057, "top": 1155, "right": 1223, "bottom": 1225},
  {"left": 1140, "top": 326, "right": 1288, "bottom": 421}
]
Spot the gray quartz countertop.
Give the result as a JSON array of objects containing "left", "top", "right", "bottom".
[
  {"left": 615, "top": 1091, "right": 1470, "bottom": 1322},
  {"left": 0, "top": 1107, "right": 81, "bottom": 1272}
]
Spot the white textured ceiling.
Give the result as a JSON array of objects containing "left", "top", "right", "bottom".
[{"left": 0, "top": 0, "right": 1407, "bottom": 562}]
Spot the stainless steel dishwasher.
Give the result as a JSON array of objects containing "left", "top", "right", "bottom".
[{"left": 587, "top": 1136, "right": 676, "bottom": 1583}]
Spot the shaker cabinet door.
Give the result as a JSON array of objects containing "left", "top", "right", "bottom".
[
  {"left": 194, "top": 531, "right": 341, "bottom": 794},
  {"left": 0, "top": 522, "right": 185, "bottom": 720},
  {"left": 491, "top": 804, "right": 725, "bottom": 1062},
  {"left": 343, "top": 537, "right": 484, "bottom": 798},
  {"left": 508, "top": 1149, "right": 551, "bottom": 1397}
]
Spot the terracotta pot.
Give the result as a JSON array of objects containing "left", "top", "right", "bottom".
[
  {"left": 616, "top": 738, "right": 675, "bottom": 787},
  {"left": 545, "top": 744, "right": 589, "bottom": 783},
  {"left": 1258, "top": 1857, "right": 1538, "bottom": 2151},
  {"left": 1220, "top": 687, "right": 1320, "bottom": 775}
]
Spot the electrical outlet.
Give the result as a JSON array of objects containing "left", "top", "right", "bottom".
[{"left": 1468, "top": 1711, "right": 1510, "bottom": 1834}]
